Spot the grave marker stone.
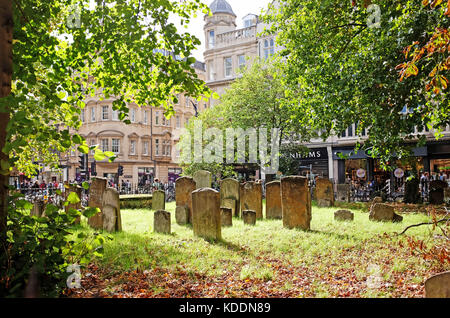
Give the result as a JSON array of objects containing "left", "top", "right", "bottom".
[
  {"left": 266, "top": 181, "right": 282, "bottom": 219},
  {"left": 192, "top": 188, "right": 221, "bottom": 240},
  {"left": 281, "top": 176, "right": 311, "bottom": 230}
]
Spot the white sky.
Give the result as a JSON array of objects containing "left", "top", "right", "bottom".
[{"left": 172, "top": 0, "right": 273, "bottom": 61}]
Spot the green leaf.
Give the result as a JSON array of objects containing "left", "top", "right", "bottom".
[{"left": 67, "top": 192, "right": 80, "bottom": 204}]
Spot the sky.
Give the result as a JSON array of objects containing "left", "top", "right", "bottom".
[{"left": 171, "top": 0, "right": 273, "bottom": 61}]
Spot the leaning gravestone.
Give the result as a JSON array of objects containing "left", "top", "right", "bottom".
[
  {"left": 265, "top": 181, "right": 282, "bottom": 219},
  {"left": 192, "top": 188, "right": 221, "bottom": 240},
  {"left": 221, "top": 207, "right": 233, "bottom": 227},
  {"left": 425, "top": 271, "right": 450, "bottom": 298},
  {"left": 429, "top": 180, "right": 448, "bottom": 205},
  {"left": 64, "top": 184, "right": 82, "bottom": 224},
  {"left": 315, "top": 178, "right": 334, "bottom": 207},
  {"left": 175, "top": 176, "right": 196, "bottom": 223},
  {"left": 220, "top": 178, "right": 240, "bottom": 217},
  {"left": 102, "top": 187, "right": 122, "bottom": 232},
  {"left": 88, "top": 177, "right": 107, "bottom": 230},
  {"left": 336, "top": 184, "right": 350, "bottom": 202},
  {"left": 193, "top": 170, "right": 212, "bottom": 189},
  {"left": 152, "top": 190, "right": 165, "bottom": 211},
  {"left": 175, "top": 206, "right": 189, "bottom": 225},
  {"left": 369, "top": 203, "right": 403, "bottom": 222},
  {"left": 242, "top": 210, "right": 256, "bottom": 225},
  {"left": 240, "top": 182, "right": 263, "bottom": 219},
  {"left": 281, "top": 176, "right": 312, "bottom": 230},
  {"left": 334, "top": 209, "right": 354, "bottom": 221},
  {"left": 154, "top": 210, "right": 171, "bottom": 234}
]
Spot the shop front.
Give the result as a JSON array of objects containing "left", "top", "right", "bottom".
[
  {"left": 290, "top": 147, "right": 329, "bottom": 179},
  {"left": 427, "top": 142, "right": 450, "bottom": 181}
]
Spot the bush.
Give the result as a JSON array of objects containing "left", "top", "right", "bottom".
[{"left": 0, "top": 191, "right": 106, "bottom": 297}]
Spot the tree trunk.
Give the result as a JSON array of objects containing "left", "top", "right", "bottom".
[{"left": 0, "top": 0, "right": 13, "bottom": 235}]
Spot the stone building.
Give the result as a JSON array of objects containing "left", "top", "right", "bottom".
[{"left": 59, "top": 61, "right": 209, "bottom": 185}]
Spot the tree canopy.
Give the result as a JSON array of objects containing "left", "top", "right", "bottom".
[{"left": 263, "top": 0, "right": 449, "bottom": 166}]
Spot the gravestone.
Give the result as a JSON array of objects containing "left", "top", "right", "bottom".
[
  {"left": 280, "top": 176, "right": 311, "bottom": 230},
  {"left": 369, "top": 203, "right": 403, "bottom": 222},
  {"left": 154, "top": 210, "right": 171, "bottom": 234},
  {"left": 240, "top": 182, "right": 263, "bottom": 219},
  {"left": 175, "top": 206, "right": 189, "bottom": 225},
  {"left": 193, "top": 170, "right": 212, "bottom": 189},
  {"left": 315, "top": 178, "right": 334, "bottom": 207},
  {"left": 192, "top": 188, "right": 221, "bottom": 240},
  {"left": 31, "top": 199, "right": 45, "bottom": 217},
  {"left": 175, "top": 176, "right": 196, "bottom": 223},
  {"left": 102, "top": 187, "right": 122, "bottom": 232},
  {"left": 425, "top": 271, "right": 450, "bottom": 298},
  {"left": 221, "top": 207, "right": 233, "bottom": 227},
  {"left": 334, "top": 209, "right": 354, "bottom": 221},
  {"left": 242, "top": 210, "right": 256, "bottom": 225},
  {"left": 220, "top": 178, "right": 240, "bottom": 217},
  {"left": 152, "top": 190, "right": 165, "bottom": 211},
  {"left": 444, "top": 188, "right": 450, "bottom": 204},
  {"left": 404, "top": 178, "right": 421, "bottom": 204},
  {"left": 87, "top": 177, "right": 107, "bottom": 230},
  {"left": 265, "top": 181, "right": 282, "bottom": 219},
  {"left": 64, "top": 184, "right": 82, "bottom": 224},
  {"left": 336, "top": 184, "right": 350, "bottom": 202},
  {"left": 429, "top": 180, "right": 448, "bottom": 205}
]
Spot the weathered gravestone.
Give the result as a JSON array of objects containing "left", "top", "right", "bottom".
[
  {"left": 64, "top": 184, "right": 82, "bottom": 224},
  {"left": 265, "top": 181, "right": 282, "bottom": 219},
  {"left": 445, "top": 188, "right": 450, "bottom": 204},
  {"left": 315, "top": 178, "right": 334, "bottom": 207},
  {"left": 336, "top": 184, "right": 350, "bottom": 202},
  {"left": 102, "top": 187, "right": 122, "bottom": 232},
  {"left": 192, "top": 188, "right": 221, "bottom": 240},
  {"left": 193, "top": 170, "right": 212, "bottom": 189},
  {"left": 88, "top": 177, "right": 107, "bottom": 229},
  {"left": 425, "top": 271, "right": 450, "bottom": 298},
  {"left": 175, "top": 206, "right": 189, "bottom": 225},
  {"left": 240, "top": 182, "right": 263, "bottom": 219},
  {"left": 152, "top": 190, "right": 165, "bottom": 211},
  {"left": 334, "top": 209, "right": 354, "bottom": 221},
  {"left": 31, "top": 199, "right": 45, "bottom": 217},
  {"left": 175, "top": 176, "right": 196, "bottom": 223},
  {"left": 369, "top": 203, "right": 403, "bottom": 222},
  {"left": 281, "top": 176, "right": 312, "bottom": 230},
  {"left": 429, "top": 180, "right": 448, "bottom": 205},
  {"left": 404, "top": 178, "right": 421, "bottom": 204},
  {"left": 221, "top": 207, "right": 233, "bottom": 227},
  {"left": 154, "top": 210, "right": 171, "bottom": 234},
  {"left": 220, "top": 178, "right": 240, "bottom": 217},
  {"left": 242, "top": 210, "right": 256, "bottom": 225}
]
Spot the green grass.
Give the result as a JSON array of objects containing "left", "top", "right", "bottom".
[{"left": 70, "top": 202, "right": 448, "bottom": 297}]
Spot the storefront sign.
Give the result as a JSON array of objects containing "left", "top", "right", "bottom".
[
  {"left": 394, "top": 168, "right": 404, "bottom": 178},
  {"left": 288, "top": 148, "right": 328, "bottom": 161},
  {"left": 356, "top": 169, "right": 366, "bottom": 178}
]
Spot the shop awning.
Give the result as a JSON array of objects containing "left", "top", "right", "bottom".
[{"left": 333, "top": 146, "right": 428, "bottom": 160}]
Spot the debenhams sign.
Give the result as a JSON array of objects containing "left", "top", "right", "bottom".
[{"left": 284, "top": 148, "right": 328, "bottom": 161}]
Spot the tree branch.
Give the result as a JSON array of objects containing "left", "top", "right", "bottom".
[{"left": 398, "top": 218, "right": 450, "bottom": 235}]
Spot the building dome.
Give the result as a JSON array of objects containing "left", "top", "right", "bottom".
[{"left": 209, "top": 0, "right": 236, "bottom": 16}]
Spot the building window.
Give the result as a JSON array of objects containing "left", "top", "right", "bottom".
[
  {"left": 91, "top": 107, "right": 96, "bottom": 122},
  {"left": 176, "top": 115, "right": 180, "bottom": 128},
  {"left": 143, "top": 110, "right": 148, "bottom": 124},
  {"left": 208, "top": 30, "right": 215, "bottom": 48},
  {"left": 155, "top": 111, "right": 159, "bottom": 125},
  {"left": 143, "top": 141, "right": 149, "bottom": 155},
  {"left": 112, "top": 139, "right": 120, "bottom": 154},
  {"left": 264, "top": 38, "right": 275, "bottom": 60},
  {"left": 130, "top": 108, "right": 136, "bottom": 122},
  {"left": 238, "top": 55, "right": 246, "bottom": 69},
  {"left": 208, "top": 61, "right": 214, "bottom": 81},
  {"left": 112, "top": 109, "right": 119, "bottom": 121},
  {"left": 101, "top": 139, "right": 109, "bottom": 152},
  {"left": 224, "top": 57, "right": 232, "bottom": 77},
  {"left": 81, "top": 109, "right": 85, "bottom": 123},
  {"left": 155, "top": 139, "right": 160, "bottom": 156},
  {"left": 185, "top": 97, "right": 190, "bottom": 107},
  {"left": 130, "top": 140, "right": 136, "bottom": 155},
  {"left": 348, "top": 125, "right": 353, "bottom": 137},
  {"left": 89, "top": 139, "right": 96, "bottom": 155},
  {"left": 102, "top": 106, "right": 109, "bottom": 120}
]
